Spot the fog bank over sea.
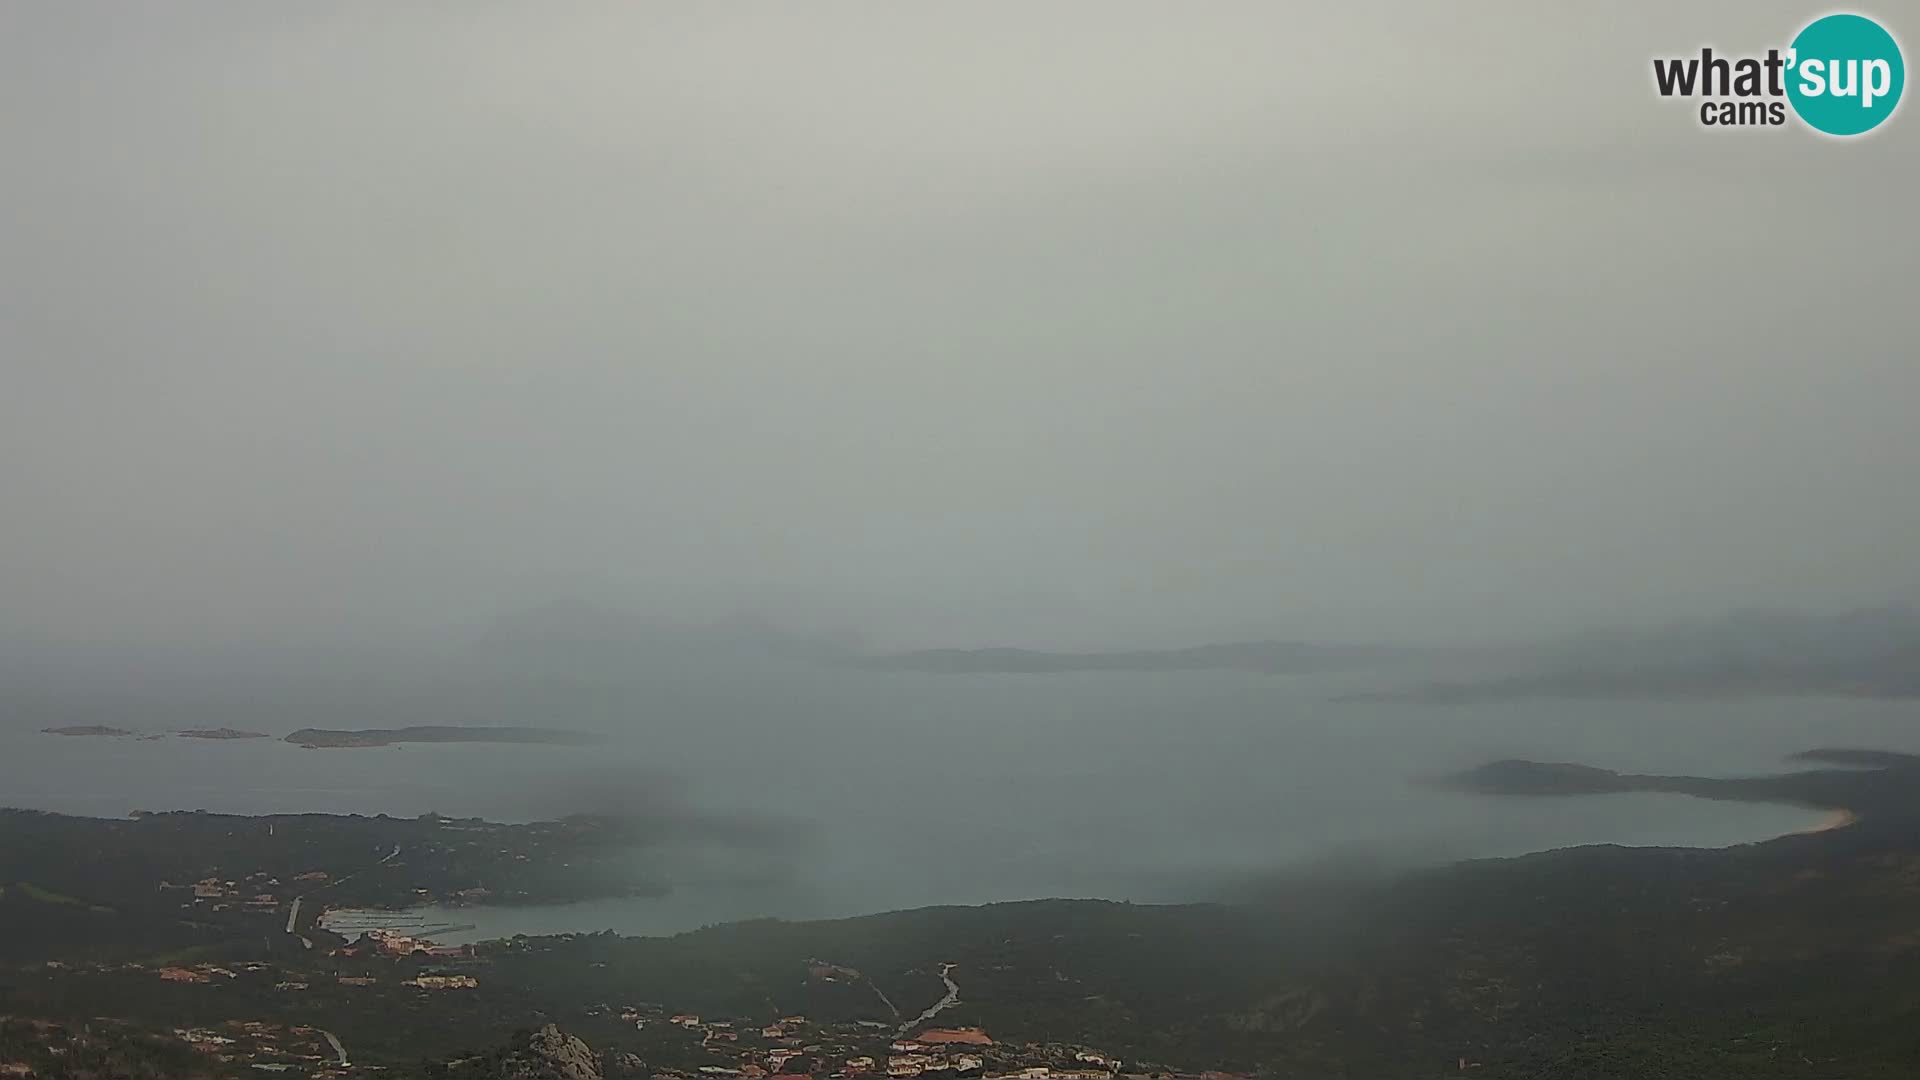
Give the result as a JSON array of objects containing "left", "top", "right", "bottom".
[{"left": 6, "top": 656, "right": 1912, "bottom": 937}]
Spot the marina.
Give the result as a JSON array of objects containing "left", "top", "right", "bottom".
[{"left": 315, "top": 907, "right": 475, "bottom": 941}]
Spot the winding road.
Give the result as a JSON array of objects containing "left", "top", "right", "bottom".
[{"left": 896, "top": 963, "right": 959, "bottom": 1037}]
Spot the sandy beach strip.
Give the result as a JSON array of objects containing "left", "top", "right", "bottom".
[{"left": 1791, "top": 808, "right": 1858, "bottom": 835}]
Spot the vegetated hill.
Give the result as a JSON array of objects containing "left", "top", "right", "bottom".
[
  {"left": 1367, "top": 605, "right": 1920, "bottom": 702},
  {"left": 0, "top": 807, "right": 667, "bottom": 958},
  {"left": 856, "top": 640, "right": 1427, "bottom": 674},
  {"left": 478, "top": 750, "right": 1920, "bottom": 1078},
  {"left": 482, "top": 822, "right": 1920, "bottom": 1078}
]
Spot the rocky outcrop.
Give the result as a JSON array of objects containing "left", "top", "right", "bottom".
[
  {"left": 604, "top": 1051, "right": 649, "bottom": 1080},
  {"left": 500, "top": 1025, "right": 603, "bottom": 1080},
  {"left": 440, "top": 1025, "right": 647, "bottom": 1079}
]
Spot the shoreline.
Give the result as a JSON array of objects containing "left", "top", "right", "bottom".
[{"left": 1792, "top": 808, "right": 1858, "bottom": 835}]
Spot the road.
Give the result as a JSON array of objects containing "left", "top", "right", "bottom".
[
  {"left": 896, "top": 963, "right": 959, "bottom": 1037},
  {"left": 270, "top": 844, "right": 397, "bottom": 1067},
  {"left": 319, "top": 843, "right": 403, "bottom": 893},
  {"left": 283, "top": 843, "right": 403, "bottom": 937},
  {"left": 319, "top": 1028, "right": 349, "bottom": 1067}
]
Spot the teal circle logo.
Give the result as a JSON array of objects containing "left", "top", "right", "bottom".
[{"left": 1786, "top": 13, "right": 1905, "bottom": 135}]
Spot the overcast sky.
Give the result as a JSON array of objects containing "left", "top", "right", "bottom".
[{"left": 2, "top": 3, "right": 1915, "bottom": 651}]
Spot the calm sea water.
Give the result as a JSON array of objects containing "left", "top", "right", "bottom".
[{"left": 6, "top": 666, "right": 1914, "bottom": 937}]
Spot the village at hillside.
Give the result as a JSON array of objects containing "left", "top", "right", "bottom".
[{"left": 591, "top": 1004, "right": 1243, "bottom": 1080}]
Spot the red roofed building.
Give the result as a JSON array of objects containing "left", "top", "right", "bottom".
[{"left": 918, "top": 1028, "right": 993, "bottom": 1047}]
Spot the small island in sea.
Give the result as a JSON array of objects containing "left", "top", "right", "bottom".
[
  {"left": 40, "top": 725, "right": 134, "bottom": 737},
  {"left": 285, "top": 724, "right": 597, "bottom": 749},
  {"left": 176, "top": 727, "right": 271, "bottom": 740}
]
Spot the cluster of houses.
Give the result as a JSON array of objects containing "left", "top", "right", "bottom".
[
  {"left": 163, "top": 873, "right": 282, "bottom": 914},
  {"left": 159, "top": 867, "right": 337, "bottom": 918},
  {"left": 404, "top": 973, "right": 480, "bottom": 990},
  {"left": 331, "top": 928, "right": 473, "bottom": 959},
  {"left": 322, "top": 971, "right": 478, "bottom": 991},
  {"left": 167, "top": 1020, "right": 337, "bottom": 1071},
  {"left": 156, "top": 961, "right": 273, "bottom": 983},
  {"left": 617, "top": 1006, "right": 1127, "bottom": 1080}
]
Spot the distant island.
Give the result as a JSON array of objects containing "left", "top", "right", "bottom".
[
  {"left": 1355, "top": 606, "right": 1920, "bottom": 703},
  {"left": 1437, "top": 747, "right": 1919, "bottom": 820},
  {"left": 285, "top": 725, "right": 596, "bottom": 749},
  {"left": 1366, "top": 659, "right": 1920, "bottom": 704},
  {"left": 40, "top": 725, "right": 133, "bottom": 737},
  {"left": 857, "top": 640, "right": 1425, "bottom": 674},
  {"left": 176, "top": 727, "right": 270, "bottom": 740}
]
